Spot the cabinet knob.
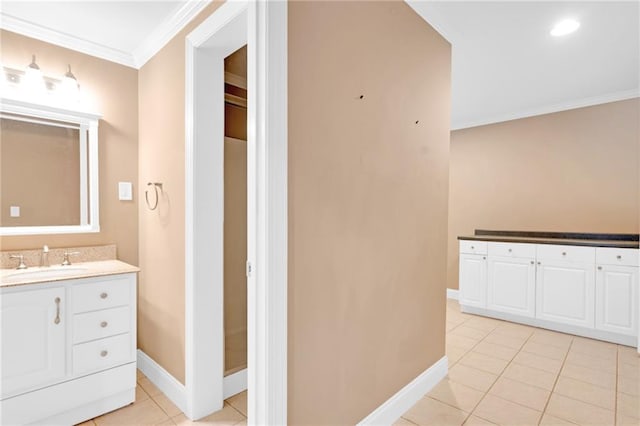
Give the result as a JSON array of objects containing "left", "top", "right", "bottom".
[
  {"left": 530, "top": 261, "right": 534, "bottom": 265},
  {"left": 100, "top": 350, "right": 108, "bottom": 357},
  {"left": 562, "top": 252, "right": 567, "bottom": 256},
  {"left": 100, "top": 292, "right": 108, "bottom": 299},
  {"left": 597, "top": 266, "right": 602, "bottom": 270},
  {"left": 508, "top": 249, "right": 512, "bottom": 252},
  {"left": 471, "top": 246, "right": 475, "bottom": 249},
  {"left": 100, "top": 321, "right": 108, "bottom": 328},
  {"left": 617, "top": 255, "right": 622, "bottom": 260},
  {"left": 482, "top": 256, "right": 486, "bottom": 260},
  {"left": 537, "top": 261, "right": 541, "bottom": 265}
]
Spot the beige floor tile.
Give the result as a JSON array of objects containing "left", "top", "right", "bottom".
[
  {"left": 76, "top": 421, "right": 96, "bottom": 426},
  {"left": 156, "top": 418, "right": 176, "bottom": 425},
  {"left": 447, "top": 344, "right": 468, "bottom": 366},
  {"left": 528, "top": 330, "right": 573, "bottom": 350},
  {"left": 491, "top": 322, "right": 535, "bottom": 339},
  {"left": 472, "top": 341, "right": 519, "bottom": 361},
  {"left": 483, "top": 332, "right": 528, "bottom": 350},
  {"left": 618, "top": 375, "right": 640, "bottom": 396},
  {"left": 553, "top": 376, "right": 615, "bottom": 410},
  {"left": 226, "top": 391, "right": 247, "bottom": 417},
  {"left": 463, "top": 317, "right": 501, "bottom": 332},
  {"left": 459, "top": 351, "right": 509, "bottom": 375},
  {"left": 472, "top": 394, "right": 541, "bottom": 425},
  {"left": 94, "top": 399, "right": 169, "bottom": 425},
  {"left": 521, "top": 340, "right": 568, "bottom": 361},
  {"left": 617, "top": 392, "right": 640, "bottom": 420},
  {"left": 565, "top": 350, "right": 616, "bottom": 374},
  {"left": 152, "top": 392, "right": 183, "bottom": 417},
  {"left": 539, "top": 413, "right": 578, "bottom": 425},
  {"left": 403, "top": 397, "right": 468, "bottom": 426},
  {"left": 448, "top": 364, "right": 499, "bottom": 392},
  {"left": 512, "top": 351, "right": 563, "bottom": 374},
  {"left": 394, "top": 417, "right": 418, "bottom": 426},
  {"left": 138, "top": 377, "right": 163, "bottom": 397},
  {"left": 571, "top": 337, "right": 617, "bottom": 361},
  {"left": 618, "top": 345, "right": 640, "bottom": 366},
  {"left": 136, "top": 384, "right": 150, "bottom": 402},
  {"left": 619, "top": 361, "right": 640, "bottom": 381},
  {"left": 488, "top": 377, "right": 550, "bottom": 411},
  {"left": 502, "top": 362, "right": 558, "bottom": 391},
  {"left": 447, "top": 334, "right": 481, "bottom": 351},
  {"left": 462, "top": 415, "right": 496, "bottom": 425},
  {"left": 618, "top": 414, "right": 640, "bottom": 426},
  {"left": 427, "top": 379, "right": 485, "bottom": 412},
  {"left": 137, "top": 368, "right": 145, "bottom": 380},
  {"left": 172, "top": 404, "right": 245, "bottom": 425},
  {"left": 545, "top": 393, "right": 614, "bottom": 425},
  {"left": 448, "top": 321, "right": 463, "bottom": 332},
  {"left": 560, "top": 363, "right": 616, "bottom": 390},
  {"left": 450, "top": 325, "right": 491, "bottom": 340}
]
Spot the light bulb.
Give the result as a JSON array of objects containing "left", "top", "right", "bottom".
[
  {"left": 551, "top": 19, "right": 580, "bottom": 37},
  {"left": 23, "top": 54, "right": 46, "bottom": 100},
  {"left": 59, "top": 64, "right": 79, "bottom": 104}
]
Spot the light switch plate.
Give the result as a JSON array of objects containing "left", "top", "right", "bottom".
[
  {"left": 118, "top": 182, "right": 133, "bottom": 201},
  {"left": 10, "top": 206, "right": 20, "bottom": 217}
]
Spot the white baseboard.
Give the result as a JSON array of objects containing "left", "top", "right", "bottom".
[
  {"left": 446, "top": 289, "right": 459, "bottom": 300},
  {"left": 357, "top": 356, "right": 448, "bottom": 425},
  {"left": 223, "top": 368, "right": 247, "bottom": 399},
  {"left": 137, "top": 350, "right": 187, "bottom": 414}
]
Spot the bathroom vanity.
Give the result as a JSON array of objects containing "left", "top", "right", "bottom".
[
  {"left": 0, "top": 260, "right": 139, "bottom": 425},
  {"left": 458, "top": 230, "right": 639, "bottom": 349}
]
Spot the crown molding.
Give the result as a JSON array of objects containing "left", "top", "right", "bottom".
[
  {"left": 133, "top": 0, "right": 213, "bottom": 68},
  {"left": 452, "top": 89, "right": 640, "bottom": 131},
  {"left": 0, "top": 13, "right": 136, "bottom": 68}
]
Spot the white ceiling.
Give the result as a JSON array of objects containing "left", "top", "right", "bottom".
[
  {"left": 408, "top": 1, "right": 640, "bottom": 129},
  {"left": 1, "top": 1, "right": 638, "bottom": 129}
]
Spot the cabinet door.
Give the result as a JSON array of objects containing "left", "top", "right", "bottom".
[
  {"left": 1, "top": 286, "right": 66, "bottom": 399},
  {"left": 535, "top": 261, "right": 595, "bottom": 328},
  {"left": 459, "top": 254, "right": 487, "bottom": 308},
  {"left": 488, "top": 257, "right": 536, "bottom": 317},
  {"left": 595, "top": 265, "right": 638, "bottom": 336}
]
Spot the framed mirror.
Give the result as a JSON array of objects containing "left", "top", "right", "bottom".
[{"left": 0, "top": 97, "right": 101, "bottom": 235}]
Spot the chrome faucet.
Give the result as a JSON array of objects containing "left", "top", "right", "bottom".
[
  {"left": 62, "top": 251, "right": 80, "bottom": 266},
  {"left": 9, "top": 254, "right": 27, "bottom": 270},
  {"left": 40, "top": 245, "right": 50, "bottom": 267}
]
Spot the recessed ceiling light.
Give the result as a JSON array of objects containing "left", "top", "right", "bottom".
[{"left": 551, "top": 19, "right": 580, "bottom": 37}]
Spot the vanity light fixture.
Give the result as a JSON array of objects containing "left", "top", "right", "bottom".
[
  {"left": 550, "top": 19, "right": 580, "bottom": 37},
  {"left": 60, "top": 64, "right": 80, "bottom": 102}
]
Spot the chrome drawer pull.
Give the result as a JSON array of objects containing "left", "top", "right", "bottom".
[
  {"left": 100, "top": 321, "right": 108, "bottom": 328},
  {"left": 471, "top": 246, "right": 475, "bottom": 249},
  {"left": 598, "top": 266, "right": 603, "bottom": 270},
  {"left": 530, "top": 261, "right": 534, "bottom": 265},
  {"left": 617, "top": 255, "right": 622, "bottom": 260},
  {"left": 100, "top": 292, "right": 108, "bottom": 299},
  {"left": 100, "top": 350, "right": 108, "bottom": 357},
  {"left": 562, "top": 252, "right": 567, "bottom": 256},
  {"left": 54, "top": 297, "right": 61, "bottom": 324},
  {"left": 508, "top": 248, "right": 512, "bottom": 252}
]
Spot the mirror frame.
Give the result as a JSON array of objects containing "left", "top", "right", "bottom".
[{"left": 0, "top": 97, "right": 102, "bottom": 235}]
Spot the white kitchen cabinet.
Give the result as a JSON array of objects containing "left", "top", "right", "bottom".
[
  {"left": 488, "top": 256, "right": 536, "bottom": 317},
  {"left": 1, "top": 286, "right": 66, "bottom": 399},
  {"left": 459, "top": 253, "right": 487, "bottom": 308},
  {"left": 536, "top": 260, "right": 595, "bottom": 328},
  {"left": 0, "top": 271, "right": 137, "bottom": 426},
  {"left": 595, "top": 264, "right": 638, "bottom": 336}
]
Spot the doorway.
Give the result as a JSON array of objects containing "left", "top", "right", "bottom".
[{"left": 184, "top": 1, "right": 288, "bottom": 424}]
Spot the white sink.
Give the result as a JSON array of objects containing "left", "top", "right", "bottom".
[{"left": 4, "top": 266, "right": 88, "bottom": 281}]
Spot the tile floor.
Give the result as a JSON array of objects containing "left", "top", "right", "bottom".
[
  {"left": 78, "top": 369, "right": 247, "bottom": 425},
  {"left": 78, "top": 299, "right": 639, "bottom": 425},
  {"left": 397, "top": 299, "right": 640, "bottom": 426}
]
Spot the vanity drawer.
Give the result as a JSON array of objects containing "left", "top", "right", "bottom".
[
  {"left": 488, "top": 242, "right": 536, "bottom": 258},
  {"left": 596, "top": 247, "right": 639, "bottom": 267},
  {"left": 73, "top": 306, "right": 130, "bottom": 344},
  {"left": 460, "top": 240, "right": 488, "bottom": 255},
  {"left": 72, "top": 333, "right": 133, "bottom": 376},
  {"left": 536, "top": 244, "right": 595, "bottom": 263},
  {"left": 72, "top": 276, "right": 131, "bottom": 313}
]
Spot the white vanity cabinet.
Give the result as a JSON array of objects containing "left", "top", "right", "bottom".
[
  {"left": 459, "top": 238, "right": 639, "bottom": 347},
  {"left": 1, "top": 286, "right": 66, "bottom": 398},
  {"left": 487, "top": 243, "right": 536, "bottom": 318},
  {"left": 459, "top": 241, "right": 488, "bottom": 308},
  {"left": 595, "top": 248, "right": 638, "bottom": 337},
  {"left": 0, "top": 272, "right": 137, "bottom": 426}
]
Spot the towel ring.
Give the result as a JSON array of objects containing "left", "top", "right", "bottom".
[{"left": 145, "top": 182, "right": 163, "bottom": 210}]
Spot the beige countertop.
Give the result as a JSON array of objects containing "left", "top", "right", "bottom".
[{"left": 0, "top": 260, "right": 139, "bottom": 288}]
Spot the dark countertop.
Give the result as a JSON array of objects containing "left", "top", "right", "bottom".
[{"left": 458, "top": 230, "right": 639, "bottom": 249}]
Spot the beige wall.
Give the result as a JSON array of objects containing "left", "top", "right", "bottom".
[
  {"left": 0, "top": 30, "right": 139, "bottom": 265},
  {"left": 448, "top": 99, "right": 640, "bottom": 290},
  {"left": 1, "top": 119, "right": 80, "bottom": 226},
  {"left": 288, "top": 1, "right": 451, "bottom": 424},
  {"left": 137, "top": 1, "right": 224, "bottom": 384}
]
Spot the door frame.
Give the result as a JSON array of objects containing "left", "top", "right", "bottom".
[{"left": 184, "top": 1, "right": 287, "bottom": 423}]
